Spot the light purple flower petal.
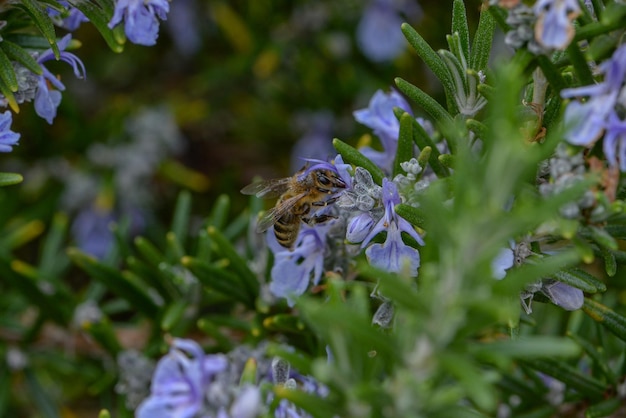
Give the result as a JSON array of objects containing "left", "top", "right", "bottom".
[
  {"left": 491, "top": 248, "right": 514, "bottom": 280},
  {"left": 347, "top": 212, "right": 375, "bottom": 243},
  {"left": 0, "top": 111, "right": 20, "bottom": 153},
  {"left": 366, "top": 222, "right": 420, "bottom": 274},
  {"left": 356, "top": 1, "right": 406, "bottom": 62},
  {"left": 269, "top": 226, "right": 328, "bottom": 306},
  {"left": 34, "top": 78, "right": 63, "bottom": 125},
  {"left": 534, "top": 0, "right": 579, "bottom": 49},
  {"left": 109, "top": 0, "right": 170, "bottom": 46},
  {"left": 543, "top": 281, "right": 584, "bottom": 311}
]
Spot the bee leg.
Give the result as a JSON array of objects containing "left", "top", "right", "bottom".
[
  {"left": 302, "top": 213, "right": 337, "bottom": 226},
  {"left": 311, "top": 196, "right": 339, "bottom": 207}
]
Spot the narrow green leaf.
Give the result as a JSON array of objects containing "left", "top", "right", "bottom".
[
  {"left": 332, "top": 138, "right": 384, "bottom": 185},
  {"left": 536, "top": 55, "right": 567, "bottom": 93},
  {"left": 549, "top": 270, "right": 598, "bottom": 293},
  {"left": 469, "top": 337, "right": 580, "bottom": 359},
  {"left": 568, "top": 333, "right": 616, "bottom": 384},
  {"left": 81, "top": 315, "right": 122, "bottom": 355},
  {"left": 207, "top": 226, "right": 259, "bottom": 299},
  {"left": 39, "top": 212, "right": 69, "bottom": 277},
  {"left": 0, "top": 172, "right": 23, "bottom": 187},
  {"left": 566, "top": 268, "right": 606, "bottom": 292},
  {"left": 182, "top": 256, "right": 254, "bottom": 306},
  {"left": 395, "top": 77, "right": 455, "bottom": 128},
  {"left": 0, "top": 40, "right": 43, "bottom": 75},
  {"left": 134, "top": 236, "right": 165, "bottom": 267},
  {"left": 197, "top": 318, "right": 235, "bottom": 350},
  {"left": 466, "top": 119, "right": 487, "bottom": 140},
  {"left": 601, "top": 248, "right": 617, "bottom": 277},
  {"left": 161, "top": 300, "right": 188, "bottom": 332},
  {"left": 68, "top": 248, "right": 159, "bottom": 317},
  {"left": 98, "top": 410, "right": 112, "bottom": 418},
  {"left": 393, "top": 112, "right": 415, "bottom": 177},
  {"left": 585, "top": 225, "right": 618, "bottom": 251},
  {"left": 126, "top": 256, "right": 176, "bottom": 302},
  {"left": 406, "top": 115, "right": 451, "bottom": 177},
  {"left": 274, "top": 386, "right": 338, "bottom": 418},
  {"left": 171, "top": 190, "right": 192, "bottom": 244},
  {"left": 525, "top": 358, "right": 606, "bottom": 398},
  {"left": 68, "top": 0, "right": 125, "bottom": 53},
  {"left": 263, "top": 314, "right": 306, "bottom": 333},
  {"left": 0, "top": 81, "right": 18, "bottom": 112},
  {"left": 0, "top": 258, "right": 69, "bottom": 324},
  {"left": 0, "top": 48, "right": 19, "bottom": 93},
  {"left": 470, "top": 6, "right": 495, "bottom": 70},
  {"left": 451, "top": 0, "right": 470, "bottom": 61},
  {"left": 207, "top": 194, "right": 231, "bottom": 230},
  {"left": 166, "top": 231, "right": 185, "bottom": 263},
  {"left": 400, "top": 23, "right": 454, "bottom": 95},
  {"left": 586, "top": 398, "right": 623, "bottom": 418},
  {"left": 19, "top": 0, "right": 60, "bottom": 58},
  {"left": 582, "top": 298, "right": 626, "bottom": 342},
  {"left": 25, "top": 369, "right": 60, "bottom": 418},
  {"left": 440, "top": 353, "right": 497, "bottom": 411},
  {"left": 395, "top": 204, "right": 426, "bottom": 230},
  {"left": 566, "top": 41, "right": 594, "bottom": 86}
]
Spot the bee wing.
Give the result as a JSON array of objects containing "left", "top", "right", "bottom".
[
  {"left": 240, "top": 178, "right": 291, "bottom": 199},
  {"left": 255, "top": 192, "right": 306, "bottom": 233}
]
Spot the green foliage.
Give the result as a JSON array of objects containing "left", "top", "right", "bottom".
[{"left": 3, "top": 0, "right": 626, "bottom": 417}]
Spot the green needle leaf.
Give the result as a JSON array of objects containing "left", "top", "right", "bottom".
[
  {"left": 0, "top": 173, "right": 24, "bottom": 187},
  {"left": 582, "top": 298, "right": 626, "bottom": 342},
  {"left": 68, "top": 248, "right": 159, "bottom": 317},
  {"left": 401, "top": 23, "right": 455, "bottom": 96},
  {"left": 393, "top": 112, "right": 415, "bottom": 177},
  {"left": 332, "top": 138, "right": 385, "bottom": 185},
  {"left": 19, "top": 0, "right": 60, "bottom": 58}
]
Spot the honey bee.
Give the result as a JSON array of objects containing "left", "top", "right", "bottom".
[{"left": 241, "top": 167, "right": 346, "bottom": 250}]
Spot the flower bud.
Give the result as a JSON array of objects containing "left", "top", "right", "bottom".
[{"left": 346, "top": 213, "right": 375, "bottom": 243}]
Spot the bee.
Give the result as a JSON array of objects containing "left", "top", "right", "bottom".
[{"left": 241, "top": 167, "right": 346, "bottom": 250}]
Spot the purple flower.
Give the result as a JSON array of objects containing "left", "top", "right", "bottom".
[
  {"left": 534, "top": 0, "right": 580, "bottom": 50},
  {"left": 48, "top": 1, "right": 88, "bottom": 31},
  {"left": 136, "top": 338, "right": 228, "bottom": 418},
  {"left": 354, "top": 89, "right": 413, "bottom": 172},
  {"left": 356, "top": 0, "right": 422, "bottom": 62},
  {"left": 542, "top": 281, "right": 584, "bottom": 311},
  {"left": 361, "top": 178, "right": 424, "bottom": 275},
  {"left": 491, "top": 246, "right": 515, "bottom": 280},
  {"left": 109, "top": 0, "right": 170, "bottom": 46},
  {"left": 602, "top": 111, "right": 626, "bottom": 171},
  {"left": 269, "top": 223, "right": 330, "bottom": 306},
  {"left": 0, "top": 111, "right": 20, "bottom": 152},
  {"left": 290, "top": 113, "right": 336, "bottom": 173},
  {"left": 561, "top": 44, "right": 626, "bottom": 148},
  {"left": 71, "top": 207, "right": 115, "bottom": 259},
  {"left": 35, "top": 34, "right": 86, "bottom": 124}
]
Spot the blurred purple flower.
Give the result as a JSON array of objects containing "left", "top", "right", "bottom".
[
  {"left": 165, "top": 0, "right": 202, "bottom": 57},
  {"left": 0, "top": 111, "right": 20, "bottom": 153},
  {"left": 71, "top": 207, "right": 115, "bottom": 259},
  {"left": 354, "top": 89, "right": 412, "bottom": 172},
  {"left": 109, "top": 0, "right": 170, "bottom": 46},
  {"left": 48, "top": 1, "right": 88, "bottom": 31},
  {"left": 361, "top": 178, "right": 424, "bottom": 275},
  {"left": 269, "top": 223, "right": 330, "bottom": 306},
  {"left": 603, "top": 112, "right": 626, "bottom": 171},
  {"left": 561, "top": 44, "right": 626, "bottom": 148},
  {"left": 290, "top": 112, "right": 336, "bottom": 173},
  {"left": 357, "top": 0, "right": 422, "bottom": 62},
  {"left": 35, "top": 34, "right": 86, "bottom": 124},
  {"left": 136, "top": 338, "right": 228, "bottom": 418},
  {"left": 491, "top": 246, "right": 515, "bottom": 280},
  {"left": 533, "top": 0, "right": 580, "bottom": 50},
  {"left": 542, "top": 281, "right": 584, "bottom": 311}
]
